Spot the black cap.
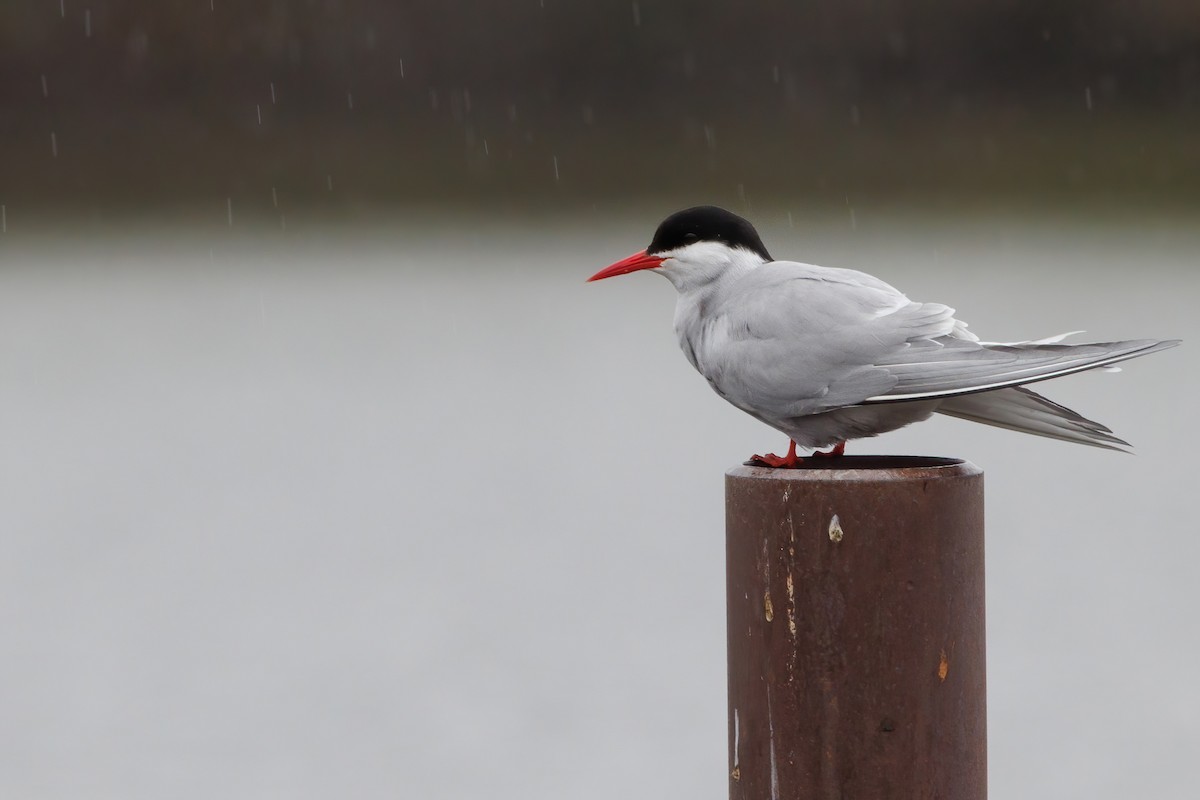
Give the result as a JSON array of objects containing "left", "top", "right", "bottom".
[{"left": 647, "top": 206, "right": 772, "bottom": 261}]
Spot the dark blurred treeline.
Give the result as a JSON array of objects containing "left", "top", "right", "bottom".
[{"left": 2, "top": 1, "right": 1199, "bottom": 218}]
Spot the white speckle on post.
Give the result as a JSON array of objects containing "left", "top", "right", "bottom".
[
  {"left": 767, "top": 686, "right": 780, "bottom": 800},
  {"left": 226, "top": 197, "right": 233, "bottom": 227},
  {"left": 785, "top": 573, "right": 797, "bottom": 636},
  {"left": 50, "top": 132, "right": 58, "bottom": 157},
  {"left": 733, "top": 707, "right": 740, "bottom": 769},
  {"left": 829, "top": 513, "right": 844, "bottom": 542}
]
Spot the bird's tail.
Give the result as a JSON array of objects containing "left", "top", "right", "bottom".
[{"left": 936, "top": 386, "right": 1130, "bottom": 451}]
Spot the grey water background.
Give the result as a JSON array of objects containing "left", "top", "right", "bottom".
[
  {"left": 4, "top": 1, "right": 1200, "bottom": 798},
  {"left": 2, "top": 212, "right": 1196, "bottom": 799}
]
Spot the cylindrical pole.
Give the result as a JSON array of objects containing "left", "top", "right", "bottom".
[{"left": 726, "top": 457, "right": 986, "bottom": 799}]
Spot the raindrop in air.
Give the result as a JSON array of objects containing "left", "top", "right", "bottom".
[
  {"left": 50, "top": 131, "right": 58, "bottom": 157},
  {"left": 40, "top": 75, "right": 48, "bottom": 98},
  {"left": 84, "top": 9, "right": 90, "bottom": 37},
  {"left": 269, "top": 82, "right": 276, "bottom": 104},
  {"left": 1084, "top": 86, "right": 1093, "bottom": 111},
  {"left": 227, "top": 198, "right": 233, "bottom": 226},
  {"left": 256, "top": 104, "right": 262, "bottom": 124},
  {"left": 632, "top": 2, "right": 641, "bottom": 26}
]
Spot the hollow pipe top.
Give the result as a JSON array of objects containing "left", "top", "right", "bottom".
[{"left": 727, "top": 456, "right": 981, "bottom": 484}]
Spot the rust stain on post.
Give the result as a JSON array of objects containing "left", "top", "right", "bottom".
[{"left": 726, "top": 456, "right": 986, "bottom": 799}]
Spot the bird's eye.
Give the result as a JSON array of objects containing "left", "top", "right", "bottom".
[{"left": 683, "top": 232, "right": 698, "bottom": 242}]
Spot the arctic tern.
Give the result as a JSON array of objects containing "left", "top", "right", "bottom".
[{"left": 588, "top": 206, "right": 1179, "bottom": 467}]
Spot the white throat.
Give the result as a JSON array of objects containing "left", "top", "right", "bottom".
[{"left": 654, "top": 241, "right": 766, "bottom": 294}]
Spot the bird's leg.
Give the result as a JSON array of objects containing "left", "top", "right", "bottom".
[
  {"left": 812, "top": 441, "right": 846, "bottom": 458},
  {"left": 749, "top": 440, "right": 802, "bottom": 468}
]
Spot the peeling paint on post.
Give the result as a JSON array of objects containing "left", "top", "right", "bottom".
[{"left": 726, "top": 456, "right": 986, "bottom": 799}]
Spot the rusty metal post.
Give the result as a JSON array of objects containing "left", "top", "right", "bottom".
[{"left": 726, "top": 457, "right": 986, "bottom": 799}]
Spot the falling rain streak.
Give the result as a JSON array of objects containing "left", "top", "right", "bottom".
[
  {"left": 256, "top": 104, "right": 262, "bottom": 124},
  {"left": 1085, "top": 86, "right": 1093, "bottom": 110},
  {"left": 632, "top": 2, "right": 641, "bottom": 26},
  {"left": 84, "top": 9, "right": 90, "bottom": 37},
  {"left": 50, "top": 132, "right": 58, "bottom": 157},
  {"left": 553, "top": 156, "right": 560, "bottom": 181},
  {"left": 271, "top": 187, "right": 278, "bottom": 208},
  {"left": 59, "top": 0, "right": 64, "bottom": 18},
  {"left": 40, "top": 75, "right": 48, "bottom": 98},
  {"left": 327, "top": 175, "right": 333, "bottom": 191},
  {"left": 269, "top": 82, "right": 276, "bottom": 104},
  {"left": 347, "top": 93, "right": 354, "bottom": 110}
]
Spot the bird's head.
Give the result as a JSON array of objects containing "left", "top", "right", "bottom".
[{"left": 588, "top": 206, "right": 772, "bottom": 291}]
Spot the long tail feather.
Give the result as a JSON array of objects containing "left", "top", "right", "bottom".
[{"left": 936, "top": 386, "right": 1131, "bottom": 451}]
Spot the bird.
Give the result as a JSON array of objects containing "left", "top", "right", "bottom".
[{"left": 587, "top": 205, "right": 1180, "bottom": 467}]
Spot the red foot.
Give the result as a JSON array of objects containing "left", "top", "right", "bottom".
[
  {"left": 749, "top": 440, "right": 802, "bottom": 468},
  {"left": 748, "top": 440, "right": 846, "bottom": 468}
]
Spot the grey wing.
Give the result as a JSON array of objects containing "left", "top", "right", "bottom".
[
  {"left": 864, "top": 336, "right": 1181, "bottom": 403},
  {"left": 701, "top": 263, "right": 969, "bottom": 416},
  {"left": 702, "top": 261, "right": 1179, "bottom": 418}
]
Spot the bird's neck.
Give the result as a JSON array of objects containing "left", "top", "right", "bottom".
[{"left": 662, "top": 247, "right": 764, "bottom": 295}]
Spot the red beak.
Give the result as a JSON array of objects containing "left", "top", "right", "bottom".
[{"left": 587, "top": 251, "right": 666, "bottom": 282}]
